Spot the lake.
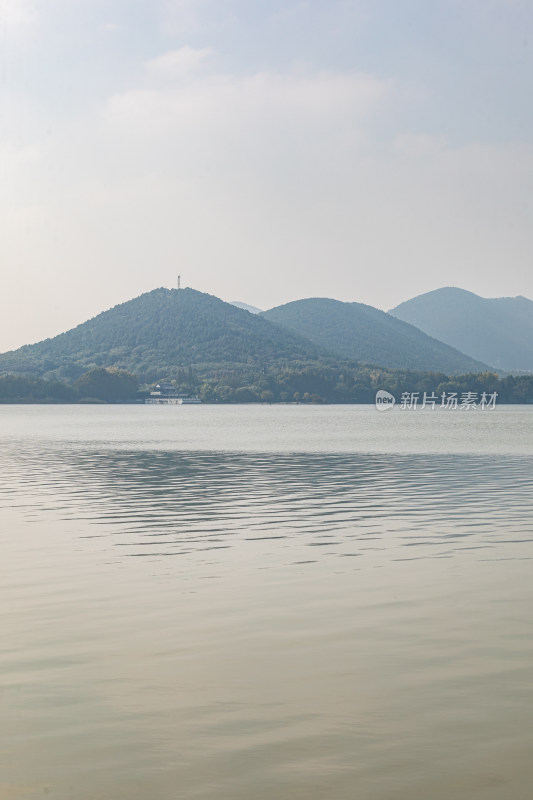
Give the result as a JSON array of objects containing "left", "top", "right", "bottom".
[{"left": 1, "top": 404, "right": 533, "bottom": 799}]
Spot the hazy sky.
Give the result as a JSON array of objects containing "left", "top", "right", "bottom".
[{"left": 1, "top": 0, "right": 532, "bottom": 350}]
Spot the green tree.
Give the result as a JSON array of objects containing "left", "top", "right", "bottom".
[
  {"left": 74, "top": 368, "right": 138, "bottom": 402},
  {"left": 234, "top": 386, "right": 260, "bottom": 403}
]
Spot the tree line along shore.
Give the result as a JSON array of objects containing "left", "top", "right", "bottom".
[{"left": 0, "top": 366, "right": 532, "bottom": 404}]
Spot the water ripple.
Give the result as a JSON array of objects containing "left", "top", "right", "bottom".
[{"left": 1, "top": 442, "right": 532, "bottom": 564}]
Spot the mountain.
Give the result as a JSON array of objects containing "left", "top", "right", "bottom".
[
  {"left": 0, "top": 288, "right": 326, "bottom": 381},
  {"left": 262, "top": 297, "right": 492, "bottom": 374},
  {"left": 389, "top": 287, "right": 533, "bottom": 372},
  {"left": 230, "top": 301, "right": 263, "bottom": 314}
]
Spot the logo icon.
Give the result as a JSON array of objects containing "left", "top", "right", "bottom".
[{"left": 375, "top": 390, "right": 396, "bottom": 411}]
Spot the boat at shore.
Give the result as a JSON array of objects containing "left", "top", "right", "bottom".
[
  {"left": 145, "top": 396, "right": 201, "bottom": 404},
  {"left": 145, "top": 382, "right": 201, "bottom": 404}
]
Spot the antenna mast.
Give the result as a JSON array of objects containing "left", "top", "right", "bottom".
[{"left": 177, "top": 275, "right": 181, "bottom": 290}]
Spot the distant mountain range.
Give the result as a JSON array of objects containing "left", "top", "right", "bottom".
[
  {"left": 262, "top": 298, "right": 490, "bottom": 374},
  {"left": 389, "top": 287, "right": 533, "bottom": 372},
  {"left": 1, "top": 285, "right": 531, "bottom": 382},
  {"left": 230, "top": 301, "right": 263, "bottom": 314},
  {"left": 0, "top": 288, "right": 325, "bottom": 381}
]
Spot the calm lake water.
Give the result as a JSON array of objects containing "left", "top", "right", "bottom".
[{"left": 1, "top": 404, "right": 533, "bottom": 800}]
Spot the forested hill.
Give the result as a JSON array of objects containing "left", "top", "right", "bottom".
[
  {"left": 262, "top": 298, "right": 492, "bottom": 375},
  {"left": 0, "top": 288, "right": 327, "bottom": 381},
  {"left": 389, "top": 287, "right": 533, "bottom": 372}
]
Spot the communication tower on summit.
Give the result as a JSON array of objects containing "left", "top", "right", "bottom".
[{"left": 177, "top": 275, "right": 181, "bottom": 290}]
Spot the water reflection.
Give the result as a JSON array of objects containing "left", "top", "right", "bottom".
[
  {"left": 2, "top": 443, "right": 532, "bottom": 564},
  {"left": 2, "top": 413, "right": 533, "bottom": 800}
]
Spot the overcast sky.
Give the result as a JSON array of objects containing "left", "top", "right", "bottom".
[{"left": 1, "top": 0, "right": 532, "bottom": 350}]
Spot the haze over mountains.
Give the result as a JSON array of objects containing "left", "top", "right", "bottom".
[
  {"left": 262, "top": 298, "right": 490, "bottom": 374},
  {"left": 390, "top": 288, "right": 533, "bottom": 372},
  {"left": 0, "top": 285, "right": 530, "bottom": 382},
  {"left": 230, "top": 301, "right": 263, "bottom": 314}
]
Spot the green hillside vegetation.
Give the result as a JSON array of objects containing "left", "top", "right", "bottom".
[
  {"left": 0, "top": 288, "right": 327, "bottom": 382},
  {"left": 0, "top": 368, "right": 138, "bottom": 403},
  {"left": 74, "top": 368, "right": 139, "bottom": 402},
  {"left": 191, "top": 367, "right": 532, "bottom": 404},
  {"left": 390, "top": 287, "right": 533, "bottom": 372},
  {"left": 1, "top": 366, "right": 531, "bottom": 405},
  {"left": 262, "top": 298, "right": 491, "bottom": 375}
]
